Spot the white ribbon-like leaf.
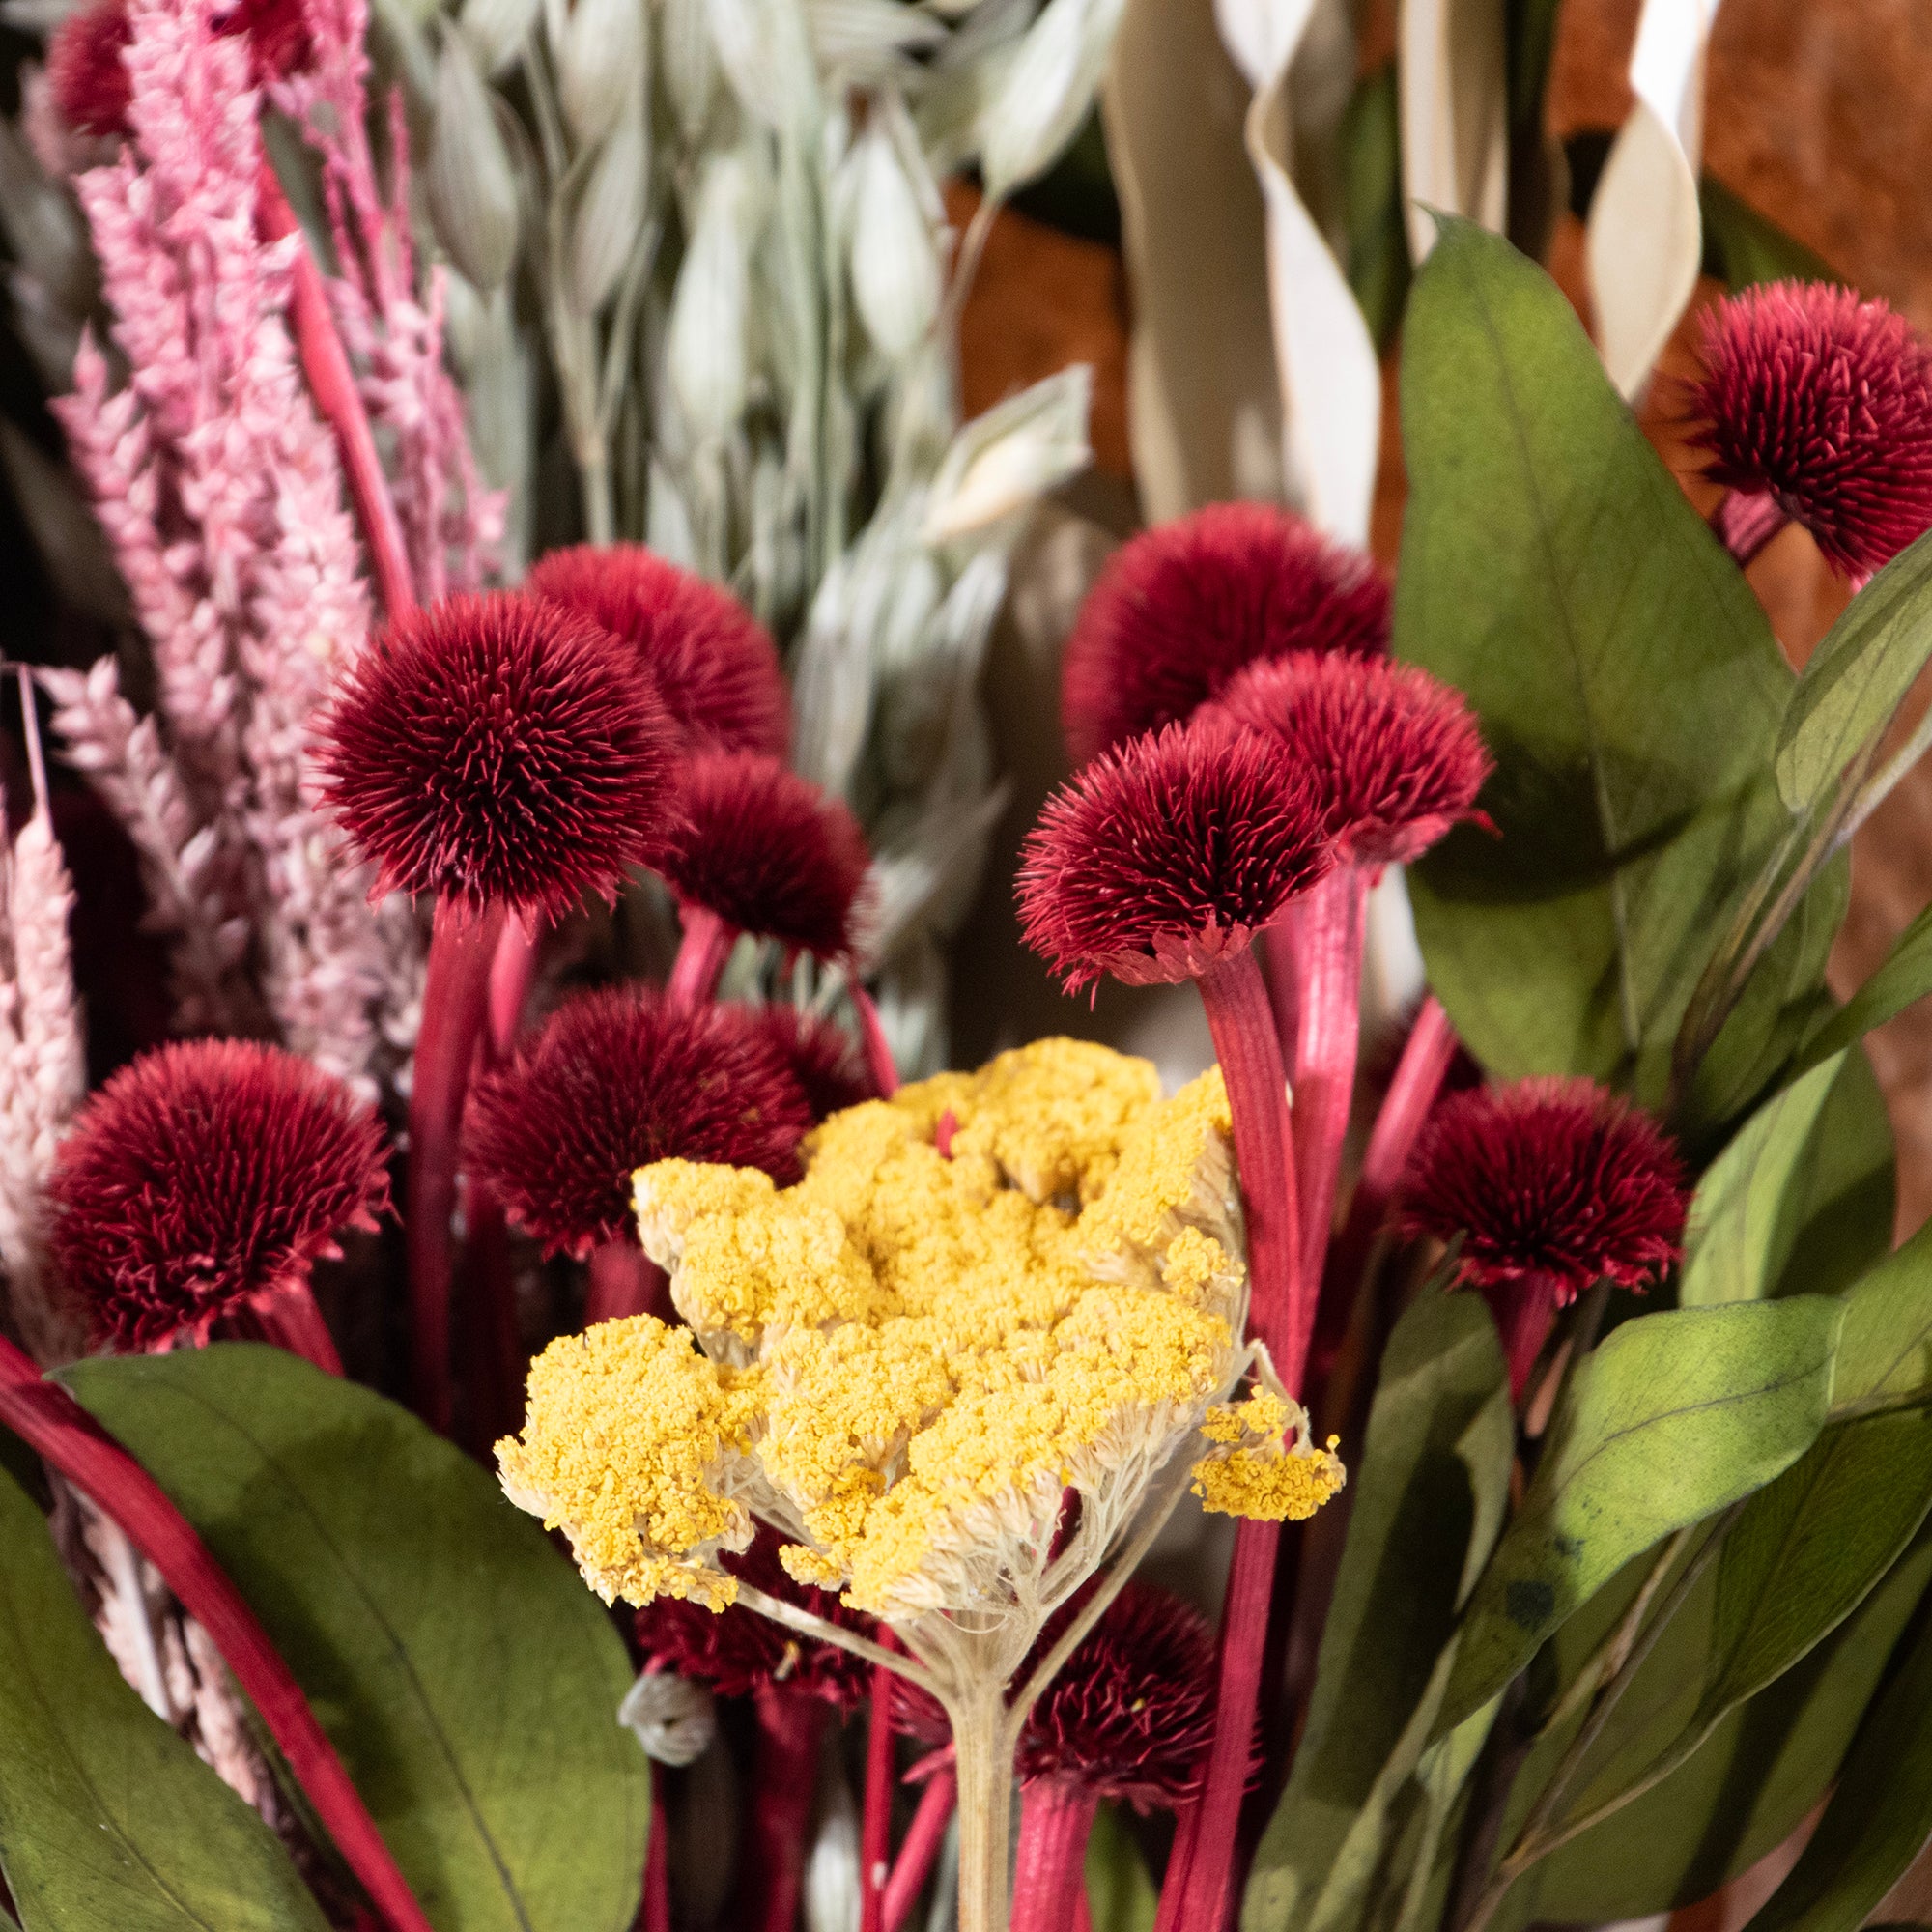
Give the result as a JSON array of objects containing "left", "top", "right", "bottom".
[{"left": 1398, "top": 0, "right": 1507, "bottom": 262}]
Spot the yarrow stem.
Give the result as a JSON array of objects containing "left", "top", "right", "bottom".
[
  {"left": 884, "top": 1765, "right": 958, "bottom": 1932},
  {"left": 408, "top": 895, "right": 506, "bottom": 1432},
  {"left": 1010, "top": 1779, "right": 1100, "bottom": 1932},
  {"left": 952, "top": 1685, "right": 1015, "bottom": 1932},
  {"left": 666, "top": 905, "right": 735, "bottom": 1009},
  {"left": 732, "top": 1584, "right": 946, "bottom": 1698},
  {"left": 0, "top": 1336, "right": 433, "bottom": 1932}
]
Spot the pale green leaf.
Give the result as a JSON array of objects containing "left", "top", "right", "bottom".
[{"left": 1799, "top": 900, "right": 1932, "bottom": 1072}]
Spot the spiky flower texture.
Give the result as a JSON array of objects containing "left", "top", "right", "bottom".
[
  {"left": 750, "top": 1004, "right": 876, "bottom": 1120},
  {"left": 465, "top": 990, "right": 814, "bottom": 1259},
  {"left": 1216, "top": 653, "right": 1492, "bottom": 867},
  {"left": 320, "top": 592, "right": 675, "bottom": 923},
  {"left": 48, "top": 1039, "right": 388, "bottom": 1351},
  {"left": 1690, "top": 282, "right": 1932, "bottom": 577},
  {"left": 526, "top": 544, "right": 790, "bottom": 757},
  {"left": 1060, "top": 503, "right": 1389, "bottom": 763},
  {"left": 1017, "top": 718, "right": 1334, "bottom": 993},
  {"left": 657, "top": 753, "right": 869, "bottom": 962}
]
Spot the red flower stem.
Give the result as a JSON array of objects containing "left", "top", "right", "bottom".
[
  {"left": 851, "top": 982, "right": 899, "bottom": 1097},
  {"left": 884, "top": 1765, "right": 957, "bottom": 1932},
  {"left": 640, "top": 1770, "right": 671, "bottom": 1932},
  {"left": 255, "top": 164, "right": 416, "bottom": 622},
  {"left": 583, "top": 1241, "right": 672, "bottom": 1326},
  {"left": 488, "top": 916, "right": 540, "bottom": 1058},
  {"left": 1010, "top": 1778, "right": 1100, "bottom": 1932},
  {"left": 667, "top": 905, "right": 736, "bottom": 1009},
  {"left": 246, "top": 1288, "right": 343, "bottom": 1376},
  {"left": 409, "top": 895, "right": 506, "bottom": 1434},
  {"left": 1311, "top": 994, "right": 1455, "bottom": 1376},
  {"left": 1288, "top": 867, "right": 1368, "bottom": 1293},
  {"left": 1488, "top": 1273, "right": 1561, "bottom": 1403},
  {"left": 860, "top": 1637, "right": 901, "bottom": 1932},
  {"left": 1153, "top": 1520, "right": 1283, "bottom": 1932},
  {"left": 1262, "top": 910, "right": 1303, "bottom": 1073},
  {"left": 0, "top": 1336, "right": 434, "bottom": 1932},
  {"left": 1711, "top": 489, "right": 1788, "bottom": 570},
  {"left": 735, "top": 1686, "right": 826, "bottom": 1932}
]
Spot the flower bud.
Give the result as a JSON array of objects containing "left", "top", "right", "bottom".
[
  {"left": 570, "top": 102, "right": 648, "bottom": 313},
  {"left": 923, "top": 366, "right": 1093, "bottom": 541},
  {"left": 666, "top": 150, "right": 760, "bottom": 438},
  {"left": 458, "top": 0, "right": 539, "bottom": 75},
  {"left": 845, "top": 116, "right": 939, "bottom": 362},
  {"left": 659, "top": 0, "right": 717, "bottom": 143},
  {"left": 426, "top": 34, "right": 521, "bottom": 292},
  {"left": 617, "top": 1670, "right": 717, "bottom": 1766},
  {"left": 977, "top": 0, "right": 1125, "bottom": 202},
  {"left": 558, "top": 0, "right": 646, "bottom": 146},
  {"left": 706, "top": 0, "right": 819, "bottom": 135}
]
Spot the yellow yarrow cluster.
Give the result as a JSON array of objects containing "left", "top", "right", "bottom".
[{"left": 1191, "top": 1386, "right": 1347, "bottom": 1522}]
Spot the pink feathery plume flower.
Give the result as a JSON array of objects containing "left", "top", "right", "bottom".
[
  {"left": 47, "top": 1038, "right": 388, "bottom": 1369},
  {"left": 1401, "top": 1077, "right": 1688, "bottom": 1398},
  {"left": 464, "top": 988, "right": 813, "bottom": 1324},
  {"left": 1060, "top": 502, "right": 1389, "bottom": 765},
  {"left": 1689, "top": 281, "right": 1932, "bottom": 578},
  {"left": 639, "top": 1534, "right": 874, "bottom": 1932},
  {"left": 320, "top": 590, "right": 677, "bottom": 1430},
  {"left": 1018, "top": 716, "right": 1333, "bottom": 1932},
  {"left": 526, "top": 545, "right": 791, "bottom": 757},
  {"left": 657, "top": 752, "right": 871, "bottom": 1008},
  {"left": 1213, "top": 651, "right": 1492, "bottom": 1286}
]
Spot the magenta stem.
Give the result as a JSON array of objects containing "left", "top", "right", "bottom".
[
  {"left": 735, "top": 1684, "right": 826, "bottom": 1932},
  {"left": 667, "top": 905, "right": 736, "bottom": 1009},
  {"left": 487, "top": 915, "right": 539, "bottom": 1060},
  {"left": 1489, "top": 1273, "right": 1561, "bottom": 1404},
  {"left": 1263, "top": 909, "right": 1303, "bottom": 1072},
  {"left": 860, "top": 1647, "right": 899, "bottom": 1932},
  {"left": 884, "top": 1765, "right": 957, "bottom": 1932},
  {"left": 0, "top": 1336, "right": 434, "bottom": 1932},
  {"left": 1711, "top": 489, "right": 1788, "bottom": 570},
  {"left": 1289, "top": 867, "right": 1368, "bottom": 1293},
  {"left": 851, "top": 982, "right": 899, "bottom": 1097},
  {"left": 1010, "top": 1778, "right": 1100, "bottom": 1932},
  {"left": 584, "top": 1241, "right": 672, "bottom": 1326},
  {"left": 242, "top": 1287, "right": 343, "bottom": 1376},
  {"left": 409, "top": 895, "right": 506, "bottom": 1434},
  {"left": 641, "top": 1770, "right": 671, "bottom": 1932},
  {"left": 255, "top": 164, "right": 417, "bottom": 622}
]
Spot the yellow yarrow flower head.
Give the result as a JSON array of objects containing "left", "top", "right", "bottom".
[
  {"left": 1191, "top": 1357, "right": 1347, "bottom": 1521},
  {"left": 498, "top": 1041, "right": 1293, "bottom": 1665}
]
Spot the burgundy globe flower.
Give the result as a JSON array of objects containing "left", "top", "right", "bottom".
[
  {"left": 1402, "top": 1077, "right": 1688, "bottom": 1395},
  {"left": 526, "top": 544, "right": 789, "bottom": 758},
  {"left": 748, "top": 1002, "right": 875, "bottom": 1120},
  {"left": 1061, "top": 502, "right": 1389, "bottom": 765},
  {"left": 1215, "top": 652, "right": 1492, "bottom": 868},
  {"left": 465, "top": 988, "right": 813, "bottom": 1261},
  {"left": 48, "top": 1039, "right": 387, "bottom": 1360},
  {"left": 657, "top": 752, "right": 871, "bottom": 1004},
  {"left": 1689, "top": 282, "right": 1932, "bottom": 578},
  {"left": 320, "top": 590, "right": 676, "bottom": 924},
  {"left": 1018, "top": 716, "right": 1333, "bottom": 995}
]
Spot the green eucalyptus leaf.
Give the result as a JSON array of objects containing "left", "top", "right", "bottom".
[
  {"left": 1771, "top": 1044, "right": 1895, "bottom": 1300},
  {"left": 1087, "top": 1802, "right": 1157, "bottom": 1932},
  {"left": 1443, "top": 1299, "right": 1842, "bottom": 1727},
  {"left": 1746, "top": 1584, "right": 1932, "bottom": 1932},
  {"left": 1396, "top": 219, "right": 1802, "bottom": 1105},
  {"left": 1776, "top": 526, "right": 1932, "bottom": 815},
  {"left": 1699, "top": 177, "right": 1836, "bottom": 289},
  {"left": 1800, "top": 900, "right": 1932, "bottom": 1072},
  {"left": 1518, "top": 1526, "right": 1932, "bottom": 1920},
  {"left": 61, "top": 1345, "right": 649, "bottom": 1932},
  {"left": 1245, "top": 1293, "right": 1510, "bottom": 1932},
  {"left": 0, "top": 1463, "right": 330, "bottom": 1932},
  {"left": 1833, "top": 1211, "right": 1932, "bottom": 1416},
  {"left": 1680, "top": 1052, "right": 1846, "bottom": 1305},
  {"left": 1340, "top": 65, "right": 1408, "bottom": 352}
]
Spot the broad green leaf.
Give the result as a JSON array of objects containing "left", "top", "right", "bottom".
[
  {"left": 1747, "top": 1573, "right": 1932, "bottom": 1932},
  {"left": 1699, "top": 176, "right": 1836, "bottom": 289},
  {"left": 1397, "top": 220, "right": 1799, "bottom": 1105},
  {"left": 1087, "top": 1802, "right": 1157, "bottom": 1932},
  {"left": 1680, "top": 1053, "right": 1845, "bottom": 1305},
  {"left": 1800, "top": 900, "right": 1932, "bottom": 1072},
  {"left": 1245, "top": 1293, "right": 1510, "bottom": 1932},
  {"left": 1776, "top": 526, "right": 1932, "bottom": 814},
  {"left": 1833, "top": 1212, "right": 1932, "bottom": 1416},
  {"left": 63, "top": 1345, "right": 649, "bottom": 1932},
  {"left": 0, "top": 1463, "right": 330, "bottom": 1932},
  {"left": 1520, "top": 1526, "right": 1932, "bottom": 1920},
  {"left": 1340, "top": 66, "right": 1408, "bottom": 352},
  {"left": 1772, "top": 1043, "right": 1895, "bottom": 1301},
  {"left": 1443, "top": 1299, "right": 1842, "bottom": 1726}
]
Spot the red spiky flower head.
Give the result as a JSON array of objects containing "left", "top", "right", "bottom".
[
  {"left": 465, "top": 989, "right": 814, "bottom": 1259},
  {"left": 635, "top": 1532, "right": 873, "bottom": 1709},
  {"left": 747, "top": 1003, "right": 876, "bottom": 1120},
  {"left": 1215, "top": 652, "right": 1492, "bottom": 867},
  {"left": 1017, "top": 715, "right": 1335, "bottom": 992},
  {"left": 1061, "top": 502, "right": 1389, "bottom": 765},
  {"left": 49, "top": 0, "right": 311, "bottom": 137},
  {"left": 526, "top": 544, "right": 789, "bottom": 757},
  {"left": 1689, "top": 282, "right": 1932, "bottom": 577},
  {"left": 319, "top": 590, "right": 676, "bottom": 923},
  {"left": 1401, "top": 1078, "right": 1687, "bottom": 1394},
  {"left": 47, "top": 1040, "right": 389, "bottom": 1352},
  {"left": 656, "top": 752, "right": 870, "bottom": 961},
  {"left": 1017, "top": 1584, "right": 1218, "bottom": 1805}
]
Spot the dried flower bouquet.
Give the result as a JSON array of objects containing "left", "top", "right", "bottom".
[{"left": 2, "top": 1, "right": 1932, "bottom": 1930}]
